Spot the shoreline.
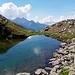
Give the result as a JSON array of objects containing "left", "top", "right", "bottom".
[{"left": 34, "top": 38, "right": 75, "bottom": 75}]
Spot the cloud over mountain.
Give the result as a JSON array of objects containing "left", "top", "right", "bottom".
[
  {"left": 0, "top": 2, "right": 31, "bottom": 19},
  {"left": 0, "top": 2, "right": 75, "bottom": 25}
]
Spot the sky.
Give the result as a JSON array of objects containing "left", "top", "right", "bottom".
[{"left": 0, "top": 0, "right": 75, "bottom": 24}]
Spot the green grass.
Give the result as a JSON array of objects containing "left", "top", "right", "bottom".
[
  {"left": 41, "top": 31, "right": 75, "bottom": 41},
  {"left": 6, "top": 21, "right": 31, "bottom": 35},
  {"left": 59, "top": 69, "right": 69, "bottom": 75}
]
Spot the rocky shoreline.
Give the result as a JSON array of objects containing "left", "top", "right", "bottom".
[{"left": 16, "top": 38, "right": 75, "bottom": 75}]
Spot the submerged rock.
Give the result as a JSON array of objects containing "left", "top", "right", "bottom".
[
  {"left": 35, "top": 69, "right": 48, "bottom": 75},
  {"left": 16, "top": 72, "right": 30, "bottom": 75}
]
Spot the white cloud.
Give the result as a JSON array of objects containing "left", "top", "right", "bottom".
[
  {"left": 41, "top": 16, "right": 53, "bottom": 23},
  {"left": 37, "top": 15, "right": 75, "bottom": 25},
  {"left": 39, "top": 16, "right": 55, "bottom": 25},
  {"left": 57, "top": 16, "right": 65, "bottom": 22},
  {"left": 0, "top": 2, "right": 31, "bottom": 19},
  {"left": 57, "top": 15, "right": 75, "bottom": 22},
  {"left": 68, "top": 15, "right": 75, "bottom": 19},
  {"left": 35, "top": 16, "right": 39, "bottom": 22}
]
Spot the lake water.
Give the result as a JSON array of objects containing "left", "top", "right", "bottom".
[{"left": 0, "top": 35, "right": 61, "bottom": 75}]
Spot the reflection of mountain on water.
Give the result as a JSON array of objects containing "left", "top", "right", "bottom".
[{"left": 0, "top": 39, "right": 24, "bottom": 54}]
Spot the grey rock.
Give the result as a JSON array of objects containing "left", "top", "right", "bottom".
[
  {"left": 45, "top": 67, "right": 52, "bottom": 71},
  {"left": 50, "top": 58, "right": 56, "bottom": 61},
  {"left": 51, "top": 60, "right": 60, "bottom": 65},
  {"left": 60, "top": 43, "right": 66, "bottom": 48}
]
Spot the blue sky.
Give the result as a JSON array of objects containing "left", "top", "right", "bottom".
[{"left": 0, "top": 0, "right": 75, "bottom": 24}]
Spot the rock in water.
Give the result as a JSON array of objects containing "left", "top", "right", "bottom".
[
  {"left": 60, "top": 43, "right": 66, "bottom": 48},
  {"left": 16, "top": 72, "right": 30, "bottom": 75},
  {"left": 35, "top": 69, "right": 48, "bottom": 75}
]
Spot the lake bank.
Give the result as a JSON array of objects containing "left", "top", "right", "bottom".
[{"left": 33, "top": 38, "right": 75, "bottom": 75}]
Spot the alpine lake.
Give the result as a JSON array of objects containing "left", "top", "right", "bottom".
[{"left": 0, "top": 35, "right": 61, "bottom": 75}]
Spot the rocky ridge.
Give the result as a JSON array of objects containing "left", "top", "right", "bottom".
[{"left": 41, "top": 19, "right": 75, "bottom": 41}]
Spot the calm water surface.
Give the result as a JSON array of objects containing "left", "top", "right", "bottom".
[{"left": 0, "top": 35, "right": 61, "bottom": 75}]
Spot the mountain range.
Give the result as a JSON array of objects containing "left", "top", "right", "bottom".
[{"left": 12, "top": 17, "right": 47, "bottom": 31}]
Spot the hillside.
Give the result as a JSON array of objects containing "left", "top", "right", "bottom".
[
  {"left": 41, "top": 19, "right": 75, "bottom": 42},
  {"left": 0, "top": 15, "right": 37, "bottom": 39}
]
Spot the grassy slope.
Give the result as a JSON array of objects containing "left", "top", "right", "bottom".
[
  {"left": 6, "top": 20, "right": 34, "bottom": 36},
  {"left": 0, "top": 15, "right": 39, "bottom": 37}
]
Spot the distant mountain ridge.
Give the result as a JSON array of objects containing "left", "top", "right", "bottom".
[{"left": 12, "top": 17, "right": 47, "bottom": 31}]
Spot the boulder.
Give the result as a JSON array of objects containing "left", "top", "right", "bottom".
[
  {"left": 57, "top": 69, "right": 61, "bottom": 74},
  {"left": 51, "top": 60, "right": 60, "bottom": 65},
  {"left": 45, "top": 67, "right": 52, "bottom": 71},
  {"left": 57, "top": 49, "right": 68, "bottom": 55},
  {"left": 69, "top": 49, "right": 75, "bottom": 53},
  {"left": 60, "top": 43, "right": 66, "bottom": 48},
  {"left": 53, "top": 52, "right": 62, "bottom": 58},
  {"left": 63, "top": 66, "right": 70, "bottom": 69},
  {"left": 50, "top": 67, "right": 57, "bottom": 74},
  {"left": 61, "top": 61, "right": 68, "bottom": 66},
  {"left": 50, "top": 58, "right": 56, "bottom": 61},
  {"left": 68, "top": 46, "right": 75, "bottom": 50}
]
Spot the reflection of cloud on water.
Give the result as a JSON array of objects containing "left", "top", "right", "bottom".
[
  {"left": 28, "top": 36, "right": 32, "bottom": 39},
  {"left": 34, "top": 47, "right": 42, "bottom": 55}
]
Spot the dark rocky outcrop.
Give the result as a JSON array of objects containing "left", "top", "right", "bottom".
[{"left": 12, "top": 34, "right": 27, "bottom": 39}]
